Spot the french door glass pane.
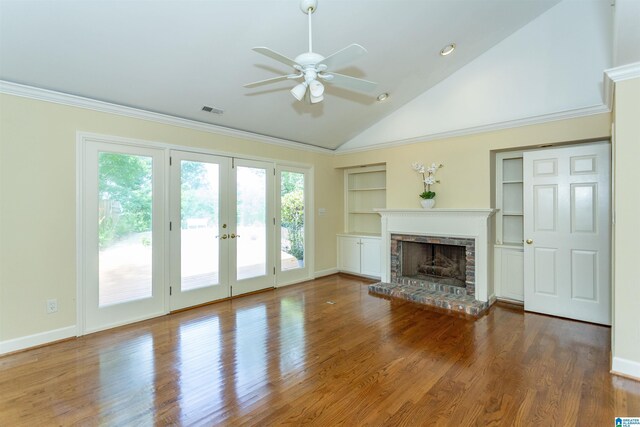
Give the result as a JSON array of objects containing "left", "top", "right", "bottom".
[
  {"left": 98, "top": 152, "right": 153, "bottom": 307},
  {"left": 280, "top": 171, "right": 305, "bottom": 271},
  {"left": 236, "top": 166, "right": 266, "bottom": 280},
  {"left": 181, "top": 161, "right": 220, "bottom": 291}
]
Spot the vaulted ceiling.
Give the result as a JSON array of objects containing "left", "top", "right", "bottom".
[{"left": 0, "top": 0, "right": 620, "bottom": 151}]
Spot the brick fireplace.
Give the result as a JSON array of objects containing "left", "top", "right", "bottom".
[
  {"left": 370, "top": 209, "right": 496, "bottom": 316},
  {"left": 391, "top": 234, "right": 476, "bottom": 295}
]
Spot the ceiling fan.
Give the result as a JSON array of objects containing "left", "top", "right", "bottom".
[{"left": 244, "top": 0, "right": 377, "bottom": 104}]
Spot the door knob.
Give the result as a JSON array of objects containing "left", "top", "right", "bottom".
[
  {"left": 230, "top": 233, "right": 240, "bottom": 239},
  {"left": 526, "top": 239, "right": 533, "bottom": 244},
  {"left": 216, "top": 234, "right": 228, "bottom": 239}
]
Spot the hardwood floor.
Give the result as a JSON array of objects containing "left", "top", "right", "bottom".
[{"left": 1, "top": 274, "right": 638, "bottom": 426}]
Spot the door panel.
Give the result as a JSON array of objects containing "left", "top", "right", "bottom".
[
  {"left": 533, "top": 248, "right": 557, "bottom": 296},
  {"left": 84, "top": 142, "right": 166, "bottom": 333},
  {"left": 571, "top": 250, "right": 597, "bottom": 301},
  {"left": 570, "top": 183, "right": 597, "bottom": 233},
  {"left": 524, "top": 143, "right": 610, "bottom": 325},
  {"left": 170, "top": 151, "right": 230, "bottom": 311},
  {"left": 533, "top": 185, "right": 557, "bottom": 231}
]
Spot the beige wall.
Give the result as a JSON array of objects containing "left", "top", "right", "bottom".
[
  {"left": 334, "top": 114, "right": 611, "bottom": 209},
  {"left": 612, "top": 76, "right": 640, "bottom": 376},
  {"left": 0, "top": 94, "right": 342, "bottom": 342}
]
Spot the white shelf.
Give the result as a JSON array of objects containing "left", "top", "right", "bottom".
[{"left": 344, "top": 165, "right": 386, "bottom": 235}]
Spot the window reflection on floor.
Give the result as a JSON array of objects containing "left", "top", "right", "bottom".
[
  {"left": 234, "top": 305, "right": 267, "bottom": 403},
  {"left": 279, "top": 297, "right": 306, "bottom": 375},
  {"left": 178, "top": 317, "right": 223, "bottom": 423},
  {"left": 98, "top": 333, "right": 154, "bottom": 425}
]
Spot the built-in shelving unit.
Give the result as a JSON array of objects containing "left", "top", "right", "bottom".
[
  {"left": 494, "top": 150, "right": 524, "bottom": 302},
  {"left": 496, "top": 153, "right": 524, "bottom": 246},
  {"left": 344, "top": 165, "right": 386, "bottom": 235}
]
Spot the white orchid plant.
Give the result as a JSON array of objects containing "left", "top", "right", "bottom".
[{"left": 411, "top": 162, "right": 444, "bottom": 199}]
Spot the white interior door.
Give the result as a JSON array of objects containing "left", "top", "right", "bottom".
[
  {"left": 523, "top": 143, "right": 610, "bottom": 325},
  {"left": 230, "top": 159, "right": 275, "bottom": 295},
  {"left": 169, "top": 151, "right": 230, "bottom": 310},
  {"left": 83, "top": 141, "right": 166, "bottom": 333}
]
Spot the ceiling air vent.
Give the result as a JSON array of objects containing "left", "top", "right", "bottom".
[{"left": 201, "top": 105, "right": 224, "bottom": 115}]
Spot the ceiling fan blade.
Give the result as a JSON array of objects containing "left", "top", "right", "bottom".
[
  {"left": 317, "top": 44, "right": 367, "bottom": 70},
  {"left": 252, "top": 47, "right": 300, "bottom": 68},
  {"left": 244, "top": 74, "right": 301, "bottom": 88},
  {"left": 321, "top": 72, "right": 377, "bottom": 94}
]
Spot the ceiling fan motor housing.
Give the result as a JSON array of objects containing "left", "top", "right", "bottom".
[{"left": 294, "top": 52, "right": 325, "bottom": 68}]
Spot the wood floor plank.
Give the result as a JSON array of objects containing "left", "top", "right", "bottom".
[{"left": 0, "top": 274, "right": 638, "bottom": 426}]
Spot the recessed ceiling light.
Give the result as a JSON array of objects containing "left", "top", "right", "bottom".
[
  {"left": 377, "top": 93, "right": 389, "bottom": 102},
  {"left": 440, "top": 43, "right": 456, "bottom": 56}
]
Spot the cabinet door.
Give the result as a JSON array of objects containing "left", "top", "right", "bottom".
[
  {"left": 338, "top": 236, "right": 361, "bottom": 274},
  {"left": 500, "top": 248, "right": 524, "bottom": 301},
  {"left": 360, "top": 237, "right": 381, "bottom": 277}
]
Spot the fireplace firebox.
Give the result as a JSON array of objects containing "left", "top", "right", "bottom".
[{"left": 390, "top": 234, "right": 476, "bottom": 296}]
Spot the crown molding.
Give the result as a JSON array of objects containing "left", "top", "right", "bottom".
[
  {"left": 335, "top": 104, "right": 611, "bottom": 154},
  {"left": 0, "top": 80, "right": 334, "bottom": 155},
  {"left": 605, "top": 61, "right": 640, "bottom": 83}
]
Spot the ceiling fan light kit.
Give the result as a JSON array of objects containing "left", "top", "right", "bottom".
[{"left": 244, "top": 0, "right": 377, "bottom": 104}]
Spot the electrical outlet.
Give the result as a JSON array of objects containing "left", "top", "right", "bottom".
[{"left": 46, "top": 299, "right": 58, "bottom": 314}]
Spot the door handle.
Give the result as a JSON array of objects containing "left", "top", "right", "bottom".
[
  {"left": 216, "top": 234, "right": 228, "bottom": 240},
  {"left": 230, "top": 233, "right": 240, "bottom": 239},
  {"left": 526, "top": 239, "right": 533, "bottom": 244}
]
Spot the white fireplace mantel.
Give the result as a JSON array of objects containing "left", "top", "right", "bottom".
[{"left": 375, "top": 208, "right": 496, "bottom": 302}]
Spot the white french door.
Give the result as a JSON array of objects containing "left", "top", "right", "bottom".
[
  {"left": 523, "top": 143, "right": 611, "bottom": 325},
  {"left": 169, "top": 151, "right": 231, "bottom": 310},
  {"left": 81, "top": 138, "right": 310, "bottom": 329},
  {"left": 169, "top": 153, "right": 275, "bottom": 310},
  {"left": 82, "top": 141, "right": 166, "bottom": 333}
]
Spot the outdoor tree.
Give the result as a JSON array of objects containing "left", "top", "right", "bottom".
[{"left": 281, "top": 189, "right": 304, "bottom": 261}]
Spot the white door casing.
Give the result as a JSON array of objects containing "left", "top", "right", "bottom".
[{"left": 523, "top": 143, "right": 611, "bottom": 325}]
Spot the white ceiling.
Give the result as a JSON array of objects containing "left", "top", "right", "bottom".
[
  {"left": 0, "top": 0, "right": 564, "bottom": 150},
  {"left": 341, "top": 0, "right": 614, "bottom": 151}
]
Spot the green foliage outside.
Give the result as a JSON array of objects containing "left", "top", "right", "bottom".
[
  {"left": 180, "top": 161, "right": 216, "bottom": 226},
  {"left": 281, "top": 172, "right": 304, "bottom": 196},
  {"left": 281, "top": 171, "right": 305, "bottom": 261},
  {"left": 98, "top": 153, "right": 153, "bottom": 248}
]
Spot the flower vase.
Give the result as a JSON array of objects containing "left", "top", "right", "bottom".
[{"left": 420, "top": 198, "right": 436, "bottom": 209}]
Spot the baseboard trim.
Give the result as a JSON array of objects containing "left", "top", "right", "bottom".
[
  {"left": 611, "top": 356, "right": 640, "bottom": 381},
  {"left": 0, "top": 325, "right": 77, "bottom": 355},
  {"left": 314, "top": 268, "right": 339, "bottom": 278}
]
